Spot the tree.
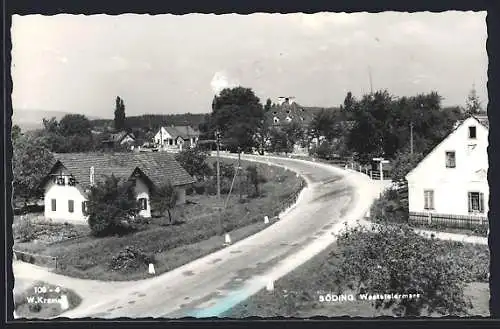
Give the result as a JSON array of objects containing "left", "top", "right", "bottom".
[
  {"left": 310, "top": 109, "right": 339, "bottom": 142},
  {"left": 254, "top": 119, "right": 272, "bottom": 155},
  {"left": 42, "top": 117, "right": 59, "bottom": 134},
  {"left": 114, "top": 96, "right": 126, "bottom": 131},
  {"left": 13, "top": 135, "right": 55, "bottom": 205},
  {"left": 264, "top": 98, "right": 272, "bottom": 112},
  {"left": 12, "top": 125, "right": 22, "bottom": 142},
  {"left": 268, "top": 128, "right": 293, "bottom": 154},
  {"left": 246, "top": 165, "right": 267, "bottom": 197},
  {"left": 390, "top": 151, "right": 425, "bottom": 183},
  {"left": 465, "top": 85, "right": 483, "bottom": 115},
  {"left": 340, "top": 91, "right": 356, "bottom": 120},
  {"left": 282, "top": 121, "right": 305, "bottom": 151},
  {"left": 86, "top": 175, "right": 139, "bottom": 237},
  {"left": 59, "top": 114, "right": 93, "bottom": 137},
  {"left": 174, "top": 147, "right": 213, "bottom": 181},
  {"left": 209, "top": 87, "right": 265, "bottom": 152},
  {"left": 333, "top": 224, "right": 472, "bottom": 316},
  {"left": 150, "top": 183, "right": 179, "bottom": 223}
]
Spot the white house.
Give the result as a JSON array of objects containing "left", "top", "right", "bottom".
[
  {"left": 41, "top": 152, "right": 195, "bottom": 224},
  {"left": 153, "top": 125, "right": 200, "bottom": 152},
  {"left": 405, "top": 116, "right": 489, "bottom": 221}
]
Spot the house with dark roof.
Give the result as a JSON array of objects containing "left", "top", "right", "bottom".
[
  {"left": 153, "top": 125, "right": 201, "bottom": 152},
  {"left": 406, "top": 116, "right": 488, "bottom": 223},
  {"left": 101, "top": 131, "right": 136, "bottom": 149},
  {"left": 41, "top": 152, "right": 195, "bottom": 223}
]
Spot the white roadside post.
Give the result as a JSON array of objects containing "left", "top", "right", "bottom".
[
  {"left": 59, "top": 295, "right": 69, "bottom": 311},
  {"left": 224, "top": 233, "right": 232, "bottom": 245},
  {"left": 266, "top": 279, "right": 275, "bottom": 292},
  {"left": 148, "top": 263, "right": 156, "bottom": 275},
  {"left": 264, "top": 215, "right": 269, "bottom": 224}
]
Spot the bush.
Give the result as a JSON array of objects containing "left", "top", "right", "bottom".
[
  {"left": 246, "top": 165, "right": 267, "bottom": 197},
  {"left": 86, "top": 175, "right": 140, "bottom": 237},
  {"left": 109, "top": 245, "right": 156, "bottom": 272},
  {"left": 16, "top": 218, "right": 36, "bottom": 242},
  {"left": 370, "top": 188, "right": 408, "bottom": 224},
  {"left": 175, "top": 147, "right": 213, "bottom": 181},
  {"left": 332, "top": 224, "right": 472, "bottom": 316}
]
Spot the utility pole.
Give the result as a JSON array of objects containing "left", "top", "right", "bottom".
[
  {"left": 410, "top": 122, "right": 414, "bottom": 155},
  {"left": 215, "top": 130, "right": 222, "bottom": 234},
  {"left": 238, "top": 147, "right": 242, "bottom": 201}
]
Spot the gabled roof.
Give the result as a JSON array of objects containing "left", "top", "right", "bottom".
[
  {"left": 44, "top": 152, "right": 195, "bottom": 190},
  {"left": 405, "top": 115, "right": 488, "bottom": 181},
  {"left": 265, "top": 102, "right": 338, "bottom": 127},
  {"left": 103, "top": 131, "right": 136, "bottom": 143},
  {"left": 161, "top": 125, "right": 200, "bottom": 139}
]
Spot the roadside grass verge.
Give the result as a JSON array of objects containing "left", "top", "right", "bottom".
[
  {"left": 14, "top": 281, "right": 82, "bottom": 319},
  {"left": 222, "top": 224, "right": 489, "bottom": 318},
  {"left": 14, "top": 159, "right": 305, "bottom": 281}
]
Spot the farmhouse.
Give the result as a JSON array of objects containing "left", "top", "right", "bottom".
[
  {"left": 153, "top": 125, "right": 200, "bottom": 152},
  {"left": 405, "top": 115, "right": 488, "bottom": 222},
  {"left": 40, "top": 152, "right": 195, "bottom": 223},
  {"left": 101, "top": 131, "right": 136, "bottom": 149}
]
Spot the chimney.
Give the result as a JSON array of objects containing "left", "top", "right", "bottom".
[{"left": 90, "top": 166, "right": 95, "bottom": 186}]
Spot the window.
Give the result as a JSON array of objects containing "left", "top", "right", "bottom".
[
  {"left": 424, "top": 190, "right": 434, "bottom": 210},
  {"left": 68, "top": 200, "right": 74, "bottom": 213},
  {"left": 138, "top": 198, "right": 148, "bottom": 210},
  {"left": 469, "top": 126, "right": 477, "bottom": 139},
  {"left": 56, "top": 177, "right": 65, "bottom": 185},
  {"left": 82, "top": 201, "right": 89, "bottom": 215},
  {"left": 51, "top": 199, "right": 57, "bottom": 211},
  {"left": 68, "top": 177, "right": 76, "bottom": 186},
  {"left": 445, "top": 151, "right": 456, "bottom": 168},
  {"left": 468, "top": 192, "right": 485, "bottom": 213}
]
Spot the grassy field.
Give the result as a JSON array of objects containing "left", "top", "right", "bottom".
[
  {"left": 14, "top": 281, "right": 82, "bottom": 319},
  {"left": 223, "top": 238, "right": 490, "bottom": 318},
  {"left": 13, "top": 158, "right": 305, "bottom": 281}
]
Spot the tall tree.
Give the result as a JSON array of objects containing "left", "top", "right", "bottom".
[
  {"left": 13, "top": 135, "right": 55, "bottom": 205},
  {"left": 209, "top": 87, "right": 265, "bottom": 152},
  {"left": 465, "top": 84, "right": 483, "bottom": 115},
  {"left": 310, "top": 109, "right": 339, "bottom": 142},
  {"left": 59, "top": 114, "right": 93, "bottom": 137},
  {"left": 42, "top": 117, "right": 59, "bottom": 134},
  {"left": 114, "top": 96, "right": 126, "bottom": 131}
]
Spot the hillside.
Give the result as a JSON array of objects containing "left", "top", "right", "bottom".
[{"left": 91, "top": 113, "right": 209, "bottom": 132}]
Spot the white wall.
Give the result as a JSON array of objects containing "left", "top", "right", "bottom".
[
  {"left": 154, "top": 127, "right": 174, "bottom": 146},
  {"left": 407, "top": 117, "right": 489, "bottom": 216},
  {"left": 176, "top": 186, "right": 187, "bottom": 204},
  {"left": 134, "top": 178, "right": 151, "bottom": 218},
  {"left": 44, "top": 169, "right": 153, "bottom": 222},
  {"left": 44, "top": 168, "right": 88, "bottom": 223}
]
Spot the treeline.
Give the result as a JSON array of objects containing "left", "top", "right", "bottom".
[{"left": 91, "top": 113, "right": 208, "bottom": 133}]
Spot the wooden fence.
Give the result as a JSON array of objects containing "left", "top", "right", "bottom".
[{"left": 409, "top": 211, "right": 488, "bottom": 229}]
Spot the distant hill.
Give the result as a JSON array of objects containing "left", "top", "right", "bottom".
[{"left": 12, "top": 109, "right": 102, "bottom": 132}]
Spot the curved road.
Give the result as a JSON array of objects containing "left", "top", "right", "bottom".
[{"left": 55, "top": 154, "right": 382, "bottom": 318}]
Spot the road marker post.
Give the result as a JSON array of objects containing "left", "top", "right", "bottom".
[
  {"left": 148, "top": 263, "right": 156, "bottom": 275},
  {"left": 59, "top": 295, "right": 69, "bottom": 311},
  {"left": 266, "top": 279, "right": 275, "bottom": 292},
  {"left": 264, "top": 216, "right": 269, "bottom": 224},
  {"left": 224, "top": 233, "right": 232, "bottom": 245}
]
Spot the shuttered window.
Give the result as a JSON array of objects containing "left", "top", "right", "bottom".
[
  {"left": 468, "top": 192, "right": 485, "bottom": 213},
  {"left": 445, "top": 151, "right": 456, "bottom": 168},
  {"left": 82, "top": 201, "right": 89, "bottom": 215},
  {"left": 424, "top": 190, "right": 434, "bottom": 210},
  {"left": 68, "top": 200, "right": 74, "bottom": 213},
  {"left": 51, "top": 199, "right": 57, "bottom": 211}
]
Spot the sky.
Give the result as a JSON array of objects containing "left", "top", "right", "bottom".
[{"left": 11, "top": 12, "right": 487, "bottom": 118}]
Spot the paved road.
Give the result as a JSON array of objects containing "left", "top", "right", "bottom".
[{"left": 28, "top": 154, "right": 382, "bottom": 319}]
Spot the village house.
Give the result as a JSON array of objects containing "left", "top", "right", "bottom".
[
  {"left": 153, "top": 125, "right": 200, "bottom": 152},
  {"left": 405, "top": 115, "right": 489, "bottom": 224},
  {"left": 40, "top": 152, "right": 195, "bottom": 223},
  {"left": 101, "top": 130, "right": 136, "bottom": 149}
]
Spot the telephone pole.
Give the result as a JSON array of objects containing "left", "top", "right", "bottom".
[
  {"left": 215, "top": 130, "right": 222, "bottom": 234},
  {"left": 238, "top": 147, "right": 242, "bottom": 201},
  {"left": 410, "top": 122, "right": 414, "bottom": 155}
]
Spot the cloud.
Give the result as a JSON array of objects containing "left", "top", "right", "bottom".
[{"left": 210, "top": 70, "right": 239, "bottom": 95}]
